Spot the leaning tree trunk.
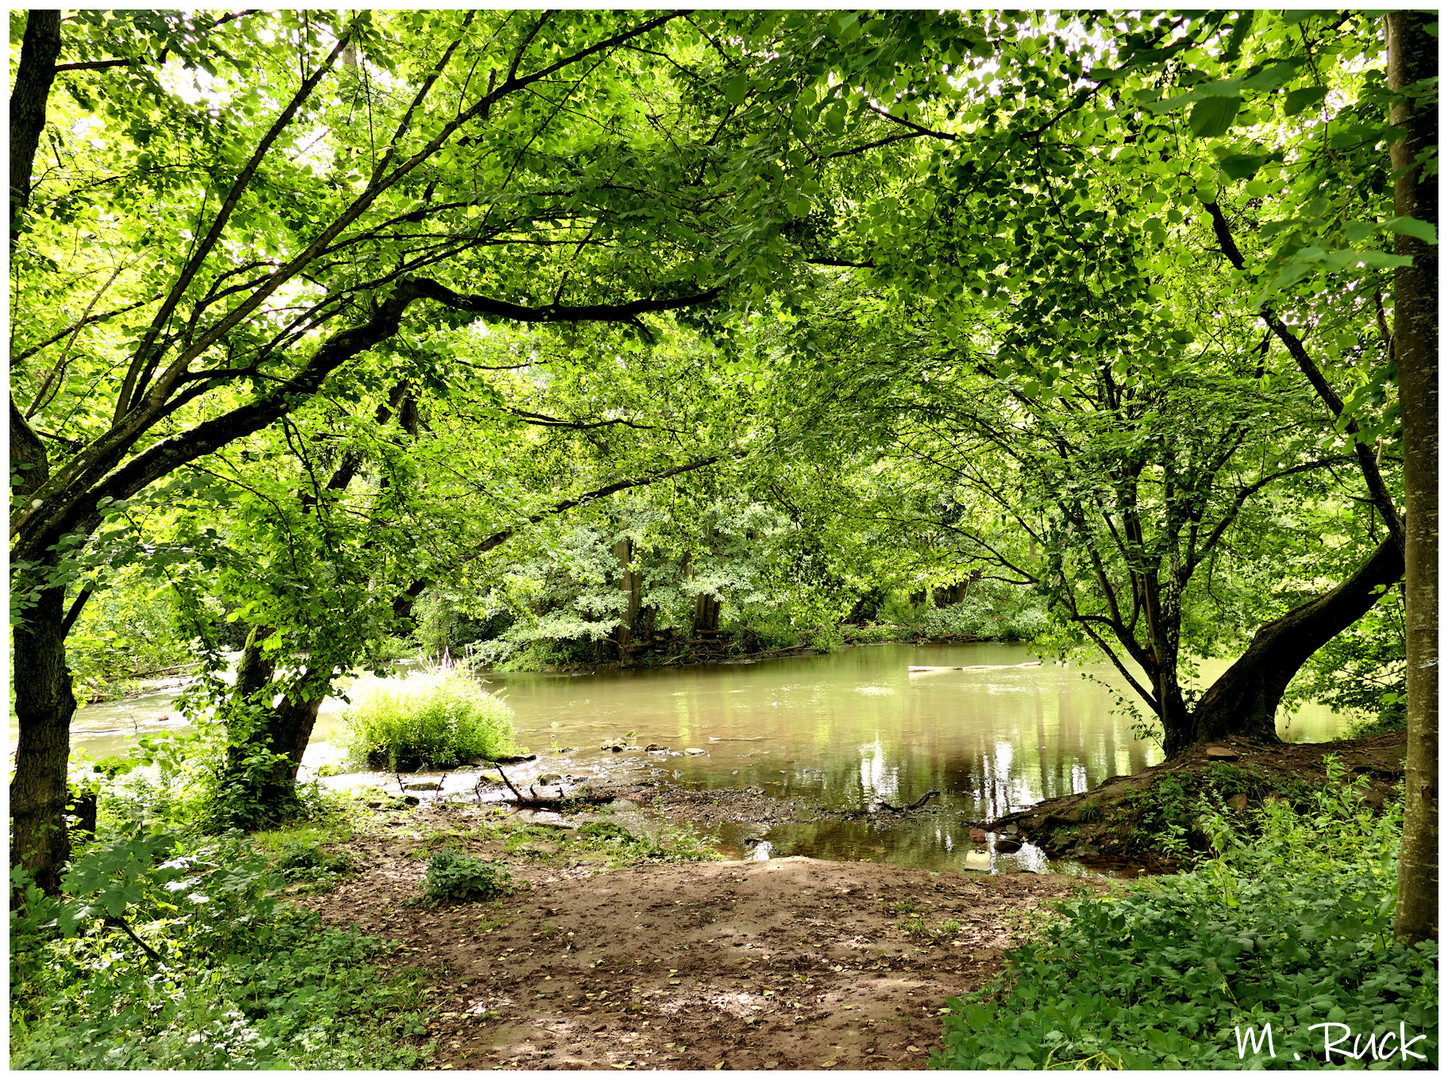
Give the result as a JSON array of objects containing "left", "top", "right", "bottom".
[
  {"left": 1387, "top": 9, "right": 1438, "bottom": 946},
  {"left": 1179, "top": 534, "right": 1405, "bottom": 756},
  {"left": 220, "top": 626, "right": 324, "bottom": 829}
]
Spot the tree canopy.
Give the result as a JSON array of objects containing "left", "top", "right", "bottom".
[{"left": 10, "top": 10, "right": 1435, "bottom": 935}]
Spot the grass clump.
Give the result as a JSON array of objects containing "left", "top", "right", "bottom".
[
  {"left": 343, "top": 668, "right": 519, "bottom": 771},
  {"left": 932, "top": 762, "right": 1437, "bottom": 1070},
  {"left": 422, "top": 849, "right": 517, "bottom": 906}
]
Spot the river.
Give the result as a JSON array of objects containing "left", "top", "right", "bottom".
[{"left": 51, "top": 642, "right": 1345, "bottom": 872}]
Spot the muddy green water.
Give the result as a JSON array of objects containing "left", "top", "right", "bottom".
[{"left": 53, "top": 642, "right": 1345, "bottom": 873}]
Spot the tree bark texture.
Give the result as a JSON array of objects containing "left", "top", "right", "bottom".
[
  {"left": 614, "top": 537, "right": 642, "bottom": 655},
  {"left": 10, "top": 582, "right": 77, "bottom": 895},
  {"left": 10, "top": 400, "right": 76, "bottom": 894},
  {"left": 1179, "top": 535, "right": 1406, "bottom": 756},
  {"left": 9, "top": 10, "right": 60, "bottom": 240},
  {"left": 1387, "top": 9, "right": 1438, "bottom": 946},
  {"left": 692, "top": 592, "right": 722, "bottom": 634}
]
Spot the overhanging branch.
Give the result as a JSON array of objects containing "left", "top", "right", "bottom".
[{"left": 1203, "top": 200, "right": 1404, "bottom": 551}]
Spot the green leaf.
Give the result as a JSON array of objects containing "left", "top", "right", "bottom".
[
  {"left": 1217, "top": 153, "right": 1266, "bottom": 180},
  {"left": 1384, "top": 216, "right": 1438, "bottom": 244},
  {"left": 1189, "top": 95, "right": 1241, "bottom": 138},
  {"left": 1342, "top": 221, "right": 1378, "bottom": 245},
  {"left": 1240, "top": 59, "right": 1304, "bottom": 91},
  {"left": 1283, "top": 85, "right": 1328, "bottom": 116},
  {"left": 724, "top": 74, "right": 748, "bottom": 106},
  {"left": 1189, "top": 78, "right": 1243, "bottom": 99}
]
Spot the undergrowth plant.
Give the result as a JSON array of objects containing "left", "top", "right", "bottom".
[
  {"left": 502, "top": 819, "right": 720, "bottom": 865},
  {"left": 343, "top": 668, "right": 519, "bottom": 771},
  {"left": 932, "top": 763, "right": 1438, "bottom": 1070},
  {"left": 422, "top": 849, "right": 518, "bottom": 905},
  {"left": 10, "top": 833, "right": 430, "bottom": 1069}
]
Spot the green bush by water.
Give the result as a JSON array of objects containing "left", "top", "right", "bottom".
[
  {"left": 343, "top": 668, "right": 519, "bottom": 771},
  {"left": 915, "top": 586, "right": 1047, "bottom": 642},
  {"left": 932, "top": 765, "right": 1437, "bottom": 1070}
]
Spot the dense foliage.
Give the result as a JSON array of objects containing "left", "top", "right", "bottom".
[
  {"left": 8, "top": 7, "right": 1435, "bottom": 1059},
  {"left": 933, "top": 768, "right": 1437, "bottom": 1069},
  {"left": 10, "top": 833, "right": 428, "bottom": 1069}
]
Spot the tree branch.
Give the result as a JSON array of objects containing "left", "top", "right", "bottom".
[
  {"left": 117, "top": 30, "right": 354, "bottom": 424},
  {"left": 1202, "top": 200, "right": 1404, "bottom": 550},
  {"left": 409, "top": 277, "right": 724, "bottom": 330},
  {"left": 461, "top": 456, "right": 723, "bottom": 564}
]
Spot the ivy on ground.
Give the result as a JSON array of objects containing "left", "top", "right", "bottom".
[{"left": 932, "top": 768, "right": 1437, "bottom": 1070}]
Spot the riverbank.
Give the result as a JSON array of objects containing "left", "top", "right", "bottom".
[
  {"left": 297, "top": 800, "right": 1111, "bottom": 1069},
  {"left": 988, "top": 731, "right": 1408, "bottom": 866}
]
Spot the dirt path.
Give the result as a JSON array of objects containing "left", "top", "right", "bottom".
[{"left": 302, "top": 808, "right": 1104, "bottom": 1070}]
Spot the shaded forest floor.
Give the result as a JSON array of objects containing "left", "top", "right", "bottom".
[
  {"left": 298, "top": 804, "right": 1108, "bottom": 1070},
  {"left": 989, "top": 731, "right": 1408, "bottom": 866}
]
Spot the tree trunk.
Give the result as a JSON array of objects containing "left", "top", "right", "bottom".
[
  {"left": 1387, "top": 10, "right": 1438, "bottom": 946},
  {"left": 9, "top": 10, "right": 60, "bottom": 242},
  {"left": 10, "top": 582, "right": 77, "bottom": 895},
  {"left": 1181, "top": 535, "right": 1405, "bottom": 755},
  {"left": 633, "top": 603, "right": 658, "bottom": 642},
  {"left": 10, "top": 400, "right": 74, "bottom": 895},
  {"left": 614, "top": 537, "right": 642, "bottom": 656},
  {"left": 220, "top": 626, "right": 322, "bottom": 828},
  {"left": 692, "top": 592, "right": 721, "bottom": 634}
]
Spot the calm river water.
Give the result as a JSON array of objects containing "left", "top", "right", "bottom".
[{"left": 54, "top": 642, "right": 1344, "bottom": 872}]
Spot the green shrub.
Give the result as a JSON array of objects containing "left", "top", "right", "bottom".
[
  {"left": 575, "top": 819, "right": 720, "bottom": 863},
  {"left": 501, "top": 819, "right": 720, "bottom": 865},
  {"left": 10, "top": 835, "right": 429, "bottom": 1069},
  {"left": 932, "top": 769, "right": 1437, "bottom": 1070},
  {"left": 490, "top": 636, "right": 596, "bottom": 672},
  {"left": 343, "top": 668, "right": 519, "bottom": 771},
  {"left": 422, "top": 849, "right": 517, "bottom": 905},
  {"left": 736, "top": 607, "right": 801, "bottom": 652}
]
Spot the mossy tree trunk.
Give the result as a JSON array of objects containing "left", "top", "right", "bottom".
[{"left": 220, "top": 626, "right": 323, "bottom": 828}]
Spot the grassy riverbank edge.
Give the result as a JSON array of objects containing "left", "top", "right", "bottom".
[
  {"left": 14, "top": 739, "right": 1431, "bottom": 1070},
  {"left": 934, "top": 761, "right": 1436, "bottom": 1069}
]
